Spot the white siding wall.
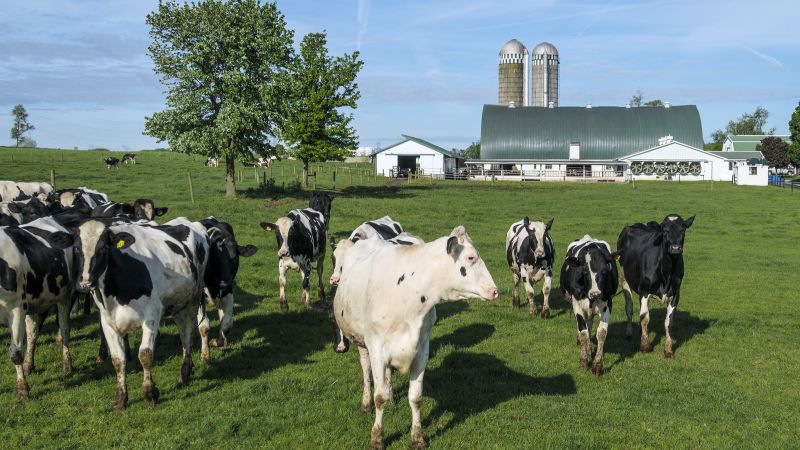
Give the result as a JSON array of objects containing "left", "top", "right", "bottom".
[
  {"left": 734, "top": 162, "right": 768, "bottom": 186},
  {"left": 624, "top": 142, "right": 733, "bottom": 181},
  {"left": 375, "top": 140, "right": 449, "bottom": 176}
]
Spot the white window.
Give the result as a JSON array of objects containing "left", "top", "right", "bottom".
[
  {"left": 750, "top": 167, "right": 757, "bottom": 175},
  {"left": 545, "top": 164, "right": 552, "bottom": 169},
  {"left": 569, "top": 142, "right": 580, "bottom": 160}
]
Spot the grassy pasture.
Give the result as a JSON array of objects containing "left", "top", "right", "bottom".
[{"left": 1, "top": 146, "right": 798, "bottom": 448}]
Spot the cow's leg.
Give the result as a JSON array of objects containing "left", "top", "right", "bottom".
[
  {"left": 300, "top": 262, "right": 312, "bottom": 309},
  {"left": 664, "top": 292, "right": 679, "bottom": 358},
  {"left": 173, "top": 306, "right": 195, "bottom": 387},
  {"left": 639, "top": 294, "right": 651, "bottom": 352},
  {"left": 523, "top": 269, "right": 537, "bottom": 317},
  {"left": 316, "top": 253, "right": 325, "bottom": 303},
  {"left": 620, "top": 266, "right": 634, "bottom": 339},
  {"left": 99, "top": 315, "right": 128, "bottom": 410},
  {"left": 56, "top": 301, "right": 73, "bottom": 374},
  {"left": 358, "top": 346, "right": 372, "bottom": 413},
  {"left": 197, "top": 302, "right": 210, "bottom": 362},
  {"left": 408, "top": 339, "right": 429, "bottom": 449},
  {"left": 510, "top": 268, "right": 521, "bottom": 308},
  {"left": 139, "top": 319, "right": 160, "bottom": 405},
  {"left": 369, "top": 350, "right": 389, "bottom": 449},
  {"left": 541, "top": 267, "right": 553, "bottom": 318},
  {"left": 278, "top": 257, "right": 289, "bottom": 313},
  {"left": 592, "top": 300, "right": 611, "bottom": 376},
  {"left": 572, "top": 298, "right": 591, "bottom": 369},
  {"left": 212, "top": 293, "right": 234, "bottom": 348},
  {"left": 9, "top": 306, "right": 29, "bottom": 401},
  {"left": 23, "top": 313, "right": 45, "bottom": 376}
]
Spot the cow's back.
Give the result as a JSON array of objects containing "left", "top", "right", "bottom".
[{"left": 618, "top": 223, "right": 679, "bottom": 295}]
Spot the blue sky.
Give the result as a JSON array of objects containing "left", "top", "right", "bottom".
[{"left": 1, "top": 0, "right": 798, "bottom": 151}]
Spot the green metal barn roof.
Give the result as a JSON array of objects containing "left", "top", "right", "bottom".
[
  {"left": 480, "top": 104, "right": 704, "bottom": 160},
  {"left": 377, "top": 134, "right": 458, "bottom": 157},
  {"left": 727, "top": 135, "right": 790, "bottom": 152}
]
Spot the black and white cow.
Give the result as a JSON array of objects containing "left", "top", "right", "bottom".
[
  {"left": 91, "top": 199, "right": 168, "bottom": 222},
  {"left": 0, "top": 217, "right": 77, "bottom": 401},
  {"left": 347, "top": 215, "right": 405, "bottom": 242},
  {"left": 617, "top": 214, "right": 695, "bottom": 358},
  {"left": 505, "top": 217, "right": 555, "bottom": 318},
  {"left": 104, "top": 157, "right": 120, "bottom": 169},
  {"left": 196, "top": 217, "right": 257, "bottom": 361},
  {"left": 260, "top": 207, "right": 328, "bottom": 312},
  {"left": 50, "top": 217, "right": 209, "bottom": 410},
  {"left": 54, "top": 187, "right": 109, "bottom": 209},
  {"left": 1, "top": 198, "right": 53, "bottom": 225},
  {"left": 0, "top": 181, "right": 53, "bottom": 202},
  {"left": 560, "top": 235, "right": 619, "bottom": 375},
  {"left": 122, "top": 153, "right": 136, "bottom": 165},
  {"left": 204, "top": 156, "right": 219, "bottom": 167}
]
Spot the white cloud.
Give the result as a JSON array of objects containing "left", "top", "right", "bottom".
[
  {"left": 357, "top": 0, "right": 371, "bottom": 51},
  {"left": 743, "top": 47, "right": 784, "bottom": 69}
]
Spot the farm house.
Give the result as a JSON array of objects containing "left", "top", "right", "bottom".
[
  {"left": 469, "top": 103, "right": 749, "bottom": 182},
  {"left": 374, "top": 134, "right": 463, "bottom": 178}
]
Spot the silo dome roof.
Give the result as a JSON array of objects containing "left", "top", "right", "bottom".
[
  {"left": 532, "top": 42, "right": 558, "bottom": 56},
  {"left": 500, "top": 39, "right": 526, "bottom": 56}
]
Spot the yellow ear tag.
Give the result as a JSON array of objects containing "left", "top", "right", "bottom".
[{"left": 116, "top": 239, "right": 126, "bottom": 249}]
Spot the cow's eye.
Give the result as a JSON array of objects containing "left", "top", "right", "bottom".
[{"left": 467, "top": 255, "right": 476, "bottom": 262}]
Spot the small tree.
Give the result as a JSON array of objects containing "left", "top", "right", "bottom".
[
  {"left": 144, "top": 0, "right": 294, "bottom": 198},
  {"left": 643, "top": 99, "right": 664, "bottom": 107},
  {"left": 463, "top": 141, "right": 480, "bottom": 159},
  {"left": 725, "top": 106, "right": 775, "bottom": 135},
  {"left": 629, "top": 90, "right": 643, "bottom": 107},
  {"left": 10, "top": 104, "right": 35, "bottom": 147},
  {"left": 757, "top": 136, "right": 789, "bottom": 168},
  {"left": 281, "top": 32, "right": 362, "bottom": 187},
  {"left": 788, "top": 101, "right": 800, "bottom": 170}
]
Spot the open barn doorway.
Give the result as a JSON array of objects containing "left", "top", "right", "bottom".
[{"left": 397, "top": 155, "right": 418, "bottom": 177}]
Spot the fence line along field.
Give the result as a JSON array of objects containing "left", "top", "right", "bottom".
[{"left": 1, "top": 146, "right": 798, "bottom": 448}]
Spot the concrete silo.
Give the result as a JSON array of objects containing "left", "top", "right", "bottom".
[
  {"left": 531, "top": 42, "right": 559, "bottom": 107},
  {"left": 498, "top": 39, "right": 528, "bottom": 107}
]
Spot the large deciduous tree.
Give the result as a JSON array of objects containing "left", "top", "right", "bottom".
[
  {"left": 144, "top": 0, "right": 293, "bottom": 198},
  {"left": 281, "top": 32, "right": 362, "bottom": 187},
  {"left": 710, "top": 106, "right": 776, "bottom": 148},
  {"left": 10, "top": 104, "right": 35, "bottom": 147},
  {"left": 463, "top": 141, "right": 480, "bottom": 159},
  {"left": 757, "top": 136, "right": 790, "bottom": 168},
  {"left": 788, "top": 101, "right": 800, "bottom": 169}
]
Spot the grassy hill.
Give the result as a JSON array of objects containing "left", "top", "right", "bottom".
[{"left": 1, "top": 146, "right": 798, "bottom": 448}]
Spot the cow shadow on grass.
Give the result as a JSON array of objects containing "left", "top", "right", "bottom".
[
  {"left": 603, "top": 308, "right": 714, "bottom": 372},
  {"left": 335, "top": 184, "right": 433, "bottom": 200}
]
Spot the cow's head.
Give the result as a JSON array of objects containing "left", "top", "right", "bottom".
[
  {"left": 260, "top": 217, "right": 293, "bottom": 258},
  {"left": 329, "top": 238, "right": 354, "bottom": 285},
  {"left": 563, "top": 242, "right": 619, "bottom": 302},
  {"left": 56, "top": 190, "right": 82, "bottom": 208},
  {"left": 50, "top": 220, "right": 136, "bottom": 292},
  {"left": 7, "top": 197, "right": 50, "bottom": 223},
  {"left": 132, "top": 199, "right": 168, "bottom": 221},
  {"left": 660, "top": 214, "right": 695, "bottom": 255},
  {"left": 444, "top": 226, "right": 499, "bottom": 301},
  {"left": 522, "top": 216, "right": 553, "bottom": 259},
  {"left": 205, "top": 223, "right": 257, "bottom": 298}
]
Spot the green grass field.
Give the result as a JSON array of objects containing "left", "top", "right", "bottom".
[{"left": 1, "top": 146, "right": 798, "bottom": 448}]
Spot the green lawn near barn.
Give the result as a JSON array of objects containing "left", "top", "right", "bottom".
[{"left": 1, "top": 147, "right": 798, "bottom": 448}]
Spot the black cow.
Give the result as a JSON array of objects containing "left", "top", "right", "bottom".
[
  {"left": 560, "top": 236, "right": 619, "bottom": 375},
  {"left": 0, "top": 217, "right": 77, "bottom": 401},
  {"left": 196, "top": 217, "right": 257, "bottom": 361},
  {"left": 617, "top": 214, "right": 695, "bottom": 358},
  {"left": 505, "top": 216, "right": 555, "bottom": 318},
  {"left": 122, "top": 153, "right": 136, "bottom": 164},
  {"left": 104, "top": 157, "right": 120, "bottom": 169},
  {"left": 261, "top": 207, "right": 328, "bottom": 312},
  {"left": 309, "top": 191, "right": 332, "bottom": 229},
  {"left": 50, "top": 217, "right": 209, "bottom": 410},
  {"left": 91, "top": 199, "right": 168, "bottom": 222},
  {"left": 1, "top": 197, "right": 52, "bottom": 224}
]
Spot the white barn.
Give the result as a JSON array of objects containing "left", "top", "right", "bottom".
[{"left": 375, "top": 135, "right": 461, "bottom": 178}]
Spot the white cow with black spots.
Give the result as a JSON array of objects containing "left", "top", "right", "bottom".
[{"left": 505, "top": 217, "right": 555, "bottom": 317}]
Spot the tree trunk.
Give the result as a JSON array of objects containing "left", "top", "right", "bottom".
[
  {"left": 303, "top": 161, "right": 309, "bottom": 188},
  {"left": 225, "top": 156, "right": 236, "bottom": 199}
]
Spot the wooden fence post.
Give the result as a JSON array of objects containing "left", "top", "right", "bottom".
[
  {"left": 188, "top": 172, "right": 195, "bottom": 203},
  {"left": 50, "top": 169, "right": 56, "bottom": 190},
  {"left": 333, "top": 169, "right": 336, "bottom": 191}
]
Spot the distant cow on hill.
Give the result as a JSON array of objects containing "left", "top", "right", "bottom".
[
  {"left": 104, "top": 157, "right": 120, "bottom": 169},
  {"left": 122, "top": 153, "right": 136, "bottom": 165},
  {"left": 617, "top": 214, "right": 695, "bottom": 358},
  {"left": 204, "top": 156, "right": 219, "bottom": 167}
]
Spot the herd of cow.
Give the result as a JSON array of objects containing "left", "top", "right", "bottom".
[{"left": 0, "top": 178, "right": 694, "bottom": 449}]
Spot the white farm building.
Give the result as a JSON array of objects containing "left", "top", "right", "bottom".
[{"left": 375, "top": 135, "right": 462, "bottom": 178}]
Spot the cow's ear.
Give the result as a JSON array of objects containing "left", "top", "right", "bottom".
[
  {"left": 112, "top": 232, "right": 136, "bottom": 250},
  {"left": 74, "top": 191, "right": 83, "bottom": 200},
  {"left": 684, "top": 215, "right": 695, "bottom": 229},
  {"left": 154, "top": 207, "right": 168, "bottom": 217},
  {"left": 260, "top": 222, "right": 276, "bottom": 231},
  {"left": 329, "top": 236, "right": 337, "bottom": 251},
  {"left": 449, "top": 225, "right": 467, "bottom": 244},
  {"left": 545, "top": 217, "right": 554, "bottom": 231},
  {"left": 7, "top": 203, "right": 22, "bottom": 213},
  {"left": 446, "top": 235, "right": 459, "bottom": 257},
  {"left": 47, "top": 231, "right": 75, "bottom": 249},
  {"left": 238, "top": 244, "right": 258, "bottom": 257},
  {"left": 523, "top": 216, "right": 530, "bottom": 227}
]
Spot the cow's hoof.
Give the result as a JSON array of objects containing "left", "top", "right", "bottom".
[
  {"left": 541, "top": 308, "right": 550, "bottom": 319},
  {"left": 201, "top": 349, "right": 210, "bottom": 363},
  {"left": 411, "top": 426, "right": 427, "bottom": 449},
  {"left": 144, "top": 384, "right": 160, "bottom": 406},
  {"left": 62, "top": 358, "right": 73, "bottom": 375},
  {"left": 209, "top": 337, "right": 226, "bottom": 348},
  {"left": 640, "top": 342, "right": 651, "bottom": 353},
  {"left": 96, "top": 355, "right": 105, "bottom": 364},
  {"left": 22, "top": 362, "right": 34, "bottom": 377},
  {"left": 16, "top": 379, "right": 29, "bottom": 401},
  {"left": 177, "top": 361, "right": 193, "bottom": 387},
  {"left": 591, "top": 362, "right": 603, "bottom": 376},
  {"left": 579, "top": 359, "right": 589, "bottom": 370},
  {"left": 280, "top": 302, "right": 289, "bottom": 313},
  {"left": 664, "top": 350, "right": 674, "bottom": 359},
  {"left": 370, "top": 426, "right": 384, "bottom": 450},
  {"left": 112, "top": 389, "right": 128, "bottom": 411},
  {"left": 361, "top": 402, "right": 372, "bottom": 414},
  {"left": 55, "top": 335, "right": 63, "bottom": 348},
  {"left": 529, "top": 307, "right": 537, "bottom": 318},
  {"left": 512, "top": 298, "right": 520, "bottom": 309}
]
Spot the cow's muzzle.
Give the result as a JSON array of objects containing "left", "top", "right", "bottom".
[
  {"left": 78, "top": 281, "right": 93, "bottom": 293},
  {"left": 589, "top": 290, "right": 601, "bottom": 301},
  {"left": 278, "top": 249, "right": 289, "bottom": 257},
  {"left": 669, "top": 245, "right": 682, "bottom": 254},
  {"left": 329, "top": 275, "right": 340, "bottom": 286},
  {"left": 484, "top": 286, "right": 500, "bottom": 301}
]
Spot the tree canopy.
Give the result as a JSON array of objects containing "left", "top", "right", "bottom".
[
  {"left": 788, "top": 101, "right": 800, "bottom": 168},
  {"left": 628, "top": 90, "right": 663, "bottom": 107},
  {"left": 10, "top": 104, "right": 35, "bottom": 148},
  {"left": 757, "top": 136, "right": 789, "bottom": 168},
  {"left": 144, "top": 0, "right": 294, "bottom": 198},
  {"left": 463, "top": 141, "right": 480, "bottom": 159},
  {"left": 280, "top": 32, "right": 362, "bottom": 186},
  {"left": 709, "top": 106, "right": 776, "bottom": 148}
]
